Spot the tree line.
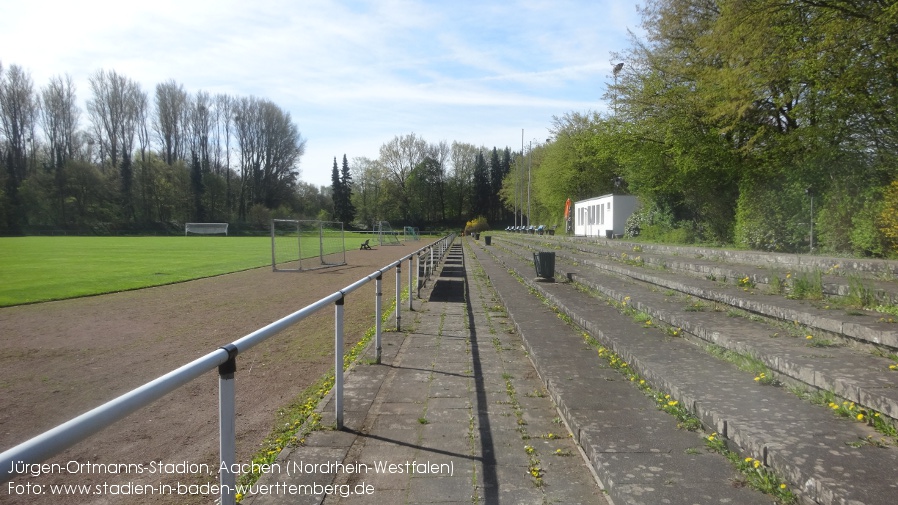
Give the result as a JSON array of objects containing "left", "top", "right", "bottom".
[
  {"left": 0, "top": 65, "right": 307, "bottom": 234},
  {"left": 0, "top": 62, "right": 516, "bottom": 235},
  {"left": 502, "top": 0, "right": 898, "bottom": 256},
  {"left": 348, "top": 134, "right": 513, "bottom": 230}
]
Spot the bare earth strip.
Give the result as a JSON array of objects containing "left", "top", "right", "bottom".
[{"left": 0, "top": 243, "right": 420, "bottom": 504}]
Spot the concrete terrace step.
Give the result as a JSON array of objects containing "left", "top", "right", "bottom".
[
  {"left": 549, "top": 237, "right": 898, "bottom": 308},
  {"left": 502, "top": 235, "right": 898, "bottom": 352},
  {"left": 473, "top": 237, "right": 898, "bottom": 505},
  {"left": 464, "top": 241, "right": 775, "bottom": 505},
  {"left": 557, "top": 235, "right": 898, "bottom": 280},
  {"left": 497, "top": 235, "right": 898, "bottom": 424}
]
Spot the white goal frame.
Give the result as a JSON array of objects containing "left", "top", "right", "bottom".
[
  {"left": 271, "top": 219, "right": 347, "bottom": 272},
  {"left": 377, "top": 221, "right": 402, "bottom": 246},
  {"left": 185, "top": 222, "right": 229, "bottom": 236}
]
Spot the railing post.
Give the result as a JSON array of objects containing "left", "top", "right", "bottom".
[
  {"left": 430, "top": 247, "right": 435, "bottom": 280},
  {"left": 416, "top": 253, "right": 422, "bottom": 297},
  {"left": 408, "top": 255, "right": 414, "bottom": 311},
  {"left": 395, "top": 263, "right": 402, "bottom": 331},
  {"left": 218, "top": 344, "right": 238, "bottom": 505},
  {"left": 335, "top": 295, "right": 345, "bottom": 430},
  {"left": 375, "top": 274, "right": 382, "bottom": 364}
]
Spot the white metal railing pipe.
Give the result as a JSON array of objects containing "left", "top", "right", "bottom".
[{"left": 0, "top": 348, "right": 228, "bottom": 480}]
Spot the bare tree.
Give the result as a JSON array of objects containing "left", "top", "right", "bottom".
[
  {"left": 86, "top": 69, "right": 144, "bottom": 219},
  {"left": 0, "top": 64, "right": 38, "bottom": 184},
  {"left": 153, "top": 80, "right": 188, "bottom": 165},
  {"left": 40, "top": 74, "right": 80, "bottom": 169},
  {"left": 233, "top": 96, "right": 305, "bottom": 217},
  {"left": 39, "top": 74, "right": 80, "bottom": 224},
  {"left": 214, "top": 93, "right": 234, "bottom": 217}
]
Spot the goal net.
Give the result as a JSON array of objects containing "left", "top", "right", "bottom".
[
  {"left": 271, "top": 220, "right": 347, "bottom": 272},
  {"left": 403, "top": 226, "right": 420, "bottom": 241},
  {"left": 185, "top": 222, "right": 229, "bottom": 236},
  {"left": 377, "top": 221, "right": 402, "bottom": 246}
]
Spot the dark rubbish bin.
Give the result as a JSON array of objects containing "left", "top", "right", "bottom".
[
  {"left": 533, "top": 252, "right": 556, "bottom": 280},
  {"left": 485, "top": 236, "right": 492, "bottom": 245}
]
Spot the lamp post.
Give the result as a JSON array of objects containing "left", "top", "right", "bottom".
[
  {"left": 612, "top": 62, "right": 624, "bottom": 116},
  {"left": 528, "top": 140, "right": 532, "bottom": 228}
]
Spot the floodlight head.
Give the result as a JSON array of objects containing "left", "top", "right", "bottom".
[{"left": 613, "top": 62, "right": 624, "bottom": 76}]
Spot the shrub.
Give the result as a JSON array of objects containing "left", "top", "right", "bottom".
[{"left": 465, "top": 216, "right": 489, "bottom": 235}]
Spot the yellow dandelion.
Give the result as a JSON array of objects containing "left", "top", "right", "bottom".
[
  {"left": 754, "top": 376, "right": 761, "bottom": 382},
  {"left": 856, "top": 413, "right": 864, "bottom": 421},
  {"left": 668, "top": 400, "right": 679, "bottom": 406},
  {"left": 745, "top": 457, "right": 753, "bottom": 462},
  {"left": 806, "top": 335, "right": 813, "bottom": 339},
  {"left": 780, "top": 484, "right": 787, "bottom": 489},
  {"left": 753, "top": 460, "right": 761, "bottom": 468}
]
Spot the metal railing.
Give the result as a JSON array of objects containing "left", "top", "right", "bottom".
[{"left": 1, "top": 234, "right": 456, "bottom": 504}]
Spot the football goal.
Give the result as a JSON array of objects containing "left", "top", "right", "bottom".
[
  {"left": 403, "top": 226, "right": 420, "bottom": 241},
  {"left": 271, "top": 219, "right": 347, "bottom": 272},
  {"left": 185, "top": 222, "right": 229, "bottom": 236},
  {"left": 377, "top": 221, "right": 402, "bottom": 246}
]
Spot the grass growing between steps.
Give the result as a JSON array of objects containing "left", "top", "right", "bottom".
[{"left": 705, "top": 434, "right": 796, "bottom": 504}]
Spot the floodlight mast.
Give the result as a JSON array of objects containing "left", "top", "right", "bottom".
[{"left": 613, "top": 62, "right": 624, "bottom": 116}]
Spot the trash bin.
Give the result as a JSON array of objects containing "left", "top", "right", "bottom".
[
  {"left": 474, "top": 233, "right": 480, "bottom": 240},
  {"left": 533, "top": 252, "right": 556, "bottom": 280},
  {"left": 485, "top": 236, "right": 492, "bottom": 245},
  {"left": 605, "top": 229, "right": 613, "bottom": 239}
]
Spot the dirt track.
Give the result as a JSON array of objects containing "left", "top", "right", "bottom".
[{"left": 0, "top": 243, "right": 422, "bottom": 504}]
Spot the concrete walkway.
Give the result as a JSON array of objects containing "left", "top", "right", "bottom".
[{"left": 248, "top": 240, "right": 605, "bottom": 504}]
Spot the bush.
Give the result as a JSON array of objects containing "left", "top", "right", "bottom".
[{"left": 465, "top": 216, "right": 489, "bottom": 235}]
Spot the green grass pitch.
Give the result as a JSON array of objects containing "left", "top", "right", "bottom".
[{"left": 0, "top": 234, "right": 368, "bottom": 307}]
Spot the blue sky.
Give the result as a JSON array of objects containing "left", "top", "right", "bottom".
[{"left": 0, "top": 0, "right": 643, "bottom": 187}]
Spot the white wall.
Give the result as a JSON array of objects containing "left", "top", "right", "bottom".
[{"left": 573, "top": 194, "right": 638, "bottom": 237}]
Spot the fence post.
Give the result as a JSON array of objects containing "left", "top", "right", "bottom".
[
  {"left": 395, "top": 263, "right": 402, "bottom": 331},
  {"left": 408, "top": 256, "right": 414, "bottom": 311},
  {"left": 218, "top": 344, "right": 238, "bottom": 505},
  {"left": 375, "top": 274, "right": 382, "bottom": 364},
  {"left": 430, "top": 247, "right": 435, "bottom": 280},
  {"left": 416, "top": 253, "right": 422, "bottom": 297},
  {"left": 335, "top": 295, "right": 345, "bottom": 430}
]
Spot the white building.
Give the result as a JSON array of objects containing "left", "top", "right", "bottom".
[{"left": 573, "top": 194, "right": 639, "bottom": 238}]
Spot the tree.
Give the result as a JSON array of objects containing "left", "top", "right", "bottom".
[
  {"left": 379, "top": 133, "right": 428, "bottom": 221},
  {"left": 350, "top": 156, "right": 386, "bottom": 227},
  {"left": 153, "top": 80, "right": 188, "bottom": 166},
  {"left": 232, "top": 96, "right": 305, "bottom": 218},
  {"left": 472, "top": 151, "right": 490, "bottom": 218},
  {"left": 40, "top": 74, "right": 79, "bottom": 170},
  {"left": 0, "top": 64, "right": 37, "bottom": 230},
  {"left": 339, "top": 154, "right": 355, "bottom": 225}
]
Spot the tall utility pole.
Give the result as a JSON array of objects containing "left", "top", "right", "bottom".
[
  {"left": 613, "top": 62, "right": 624, "bottom": 116},
  {"left": 520, "top": 129, "right": 524, "bottom": 228},
  {"left": 527, "top": 140, "right": 532, "bottom": 228}
]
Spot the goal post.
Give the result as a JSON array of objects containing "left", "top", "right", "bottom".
[
  {"left": 185, "top": 222, "right": 229, "bottom": 236},
  {"left": 377, "top": 221, "right": 402, "bottom": 246},
  {"left": 403, "top": 226, "right": 420, "bottom": 241},
  {"left": 271, "top": 219, "right": 347, "bottom": 271}
]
